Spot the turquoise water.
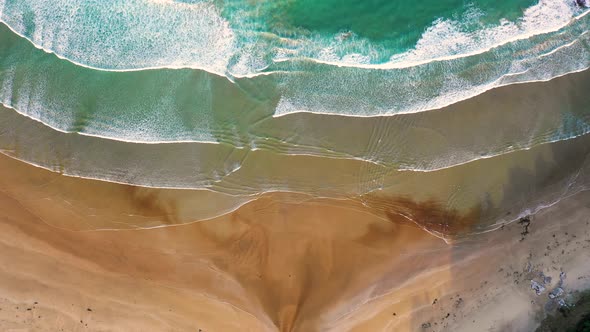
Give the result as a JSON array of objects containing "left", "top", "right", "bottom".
[
  {"left": 0, "top": 0, "right": 590, "bottom": 235},
  {"left": 232, "top": 0, "right": 538, "bottom": 61},
  {"left": 1, "top": 0, "right": 586, "bottom": 72},
  {"left": 275, "top": 0, "right": 534, "bottom": 35}
]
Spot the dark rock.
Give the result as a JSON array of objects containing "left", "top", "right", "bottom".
[{"left": 531, "top": 280, "right": 546, "bottom": 295}]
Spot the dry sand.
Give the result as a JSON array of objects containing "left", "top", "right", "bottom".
[{"left": 0, "top": 153, "right": 589, "bottom": 331}]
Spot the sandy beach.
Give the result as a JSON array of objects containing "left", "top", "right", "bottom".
[
  {"left": 0, "top": 153, "right": 588, "bottom": 331},
  {"left": 1, "top": 1, "right": 589, "bottom": 330}
]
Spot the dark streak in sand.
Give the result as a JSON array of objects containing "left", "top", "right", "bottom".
[
  {"left": 363, "top": 195, "right": 480, "bottom": 237},
  {"left": 124, "top": 187, "right": 178, "bottom": 225}
]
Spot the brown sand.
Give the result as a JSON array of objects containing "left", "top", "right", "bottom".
[{"left": 0, "top": 153, "right": 589, "bottom": 331}]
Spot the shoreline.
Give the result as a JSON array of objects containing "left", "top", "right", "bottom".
[{"left": 0, "top": 153, "right": 589, "bottom": 331}]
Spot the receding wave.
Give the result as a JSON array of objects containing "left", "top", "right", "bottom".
[
  {"left": 0, "top": 0, "right": 235, "bottom": 74},
  {"left": 0, "top": 0, "right": 588, "bottom": 120},
  {"left": 0, "top": 0, "right": 585, "bottom": 72},
  {"left": 1, "top": 20, "right": 590, "bottom": 172},
  {"left": 2, "top": 102, "right": 590, "bottom": 238},
  {"left": 270, "top": 15, "right": 590, "bottom": 116}
]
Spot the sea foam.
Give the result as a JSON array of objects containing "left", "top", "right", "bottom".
[{"left": 1, "top": 0, "right": 588, "bottom": 121}]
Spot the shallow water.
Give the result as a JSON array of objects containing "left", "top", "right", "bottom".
[
  {"left": 2, "top": 101, "right": 590, "bottom": 238},
  {"left": 0, "top": 0, "right": 589, "bottom": 238}
]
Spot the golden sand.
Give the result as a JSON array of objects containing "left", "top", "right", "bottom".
[{"left": 0, "top": 153, "right": 589, "bottom": 331}]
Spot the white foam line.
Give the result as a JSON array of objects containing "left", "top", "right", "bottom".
[
  {"left": 539, "top": 30, "right": 589, "bottom": 58},
  {"left": 0, "top": 101, "right": 222, "bottom": 146},
  {"left": 463, "top": 186, "right": 589, "bottom": 238},
  {"left": 1, "top": 7, "right": 588, "bottom": 76},
  {"left": 0, "top": 20, "right": 230, "bottom": 77},
  {"left": 0, "top": 148, "right": 451, "bottom": 243},
  {"left": 75, "top": 198, "right": 261, "bottom": 232},
  {"left": 272, "top": 59, "right": 590, "bottom": 119},
  {"left": 1, "top": 17, "right": 588, "bottom": 125},
  {"left": 0, "top": 150, "right": 386, "bottom": 241},
  {"left": 0, "top": 148, "right": 247, "bottom": 194},
  {"left": 5, "top": 142, "right": 588, "bottom": 244},
  {"left": 398, "top": 127, "right": 590, "bottom": 173},
  {"left": 0, "top": 149, "right": 361, "bottom": 203},
  {"left": 3, "top": 97, "right": 590, "bottom": 175},
  {"left": 0, "top": 18, "right": 285, "bottom": 81},
  {"left": 273, "top": 9, "right": 590, "bottom": 71},
  {"left": 0, "top": 101, "right": 388, "bottom": 169}
]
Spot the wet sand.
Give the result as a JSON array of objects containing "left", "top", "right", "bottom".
[{"left": 0, "top": 153, "right": 589, "bottom": 331}]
